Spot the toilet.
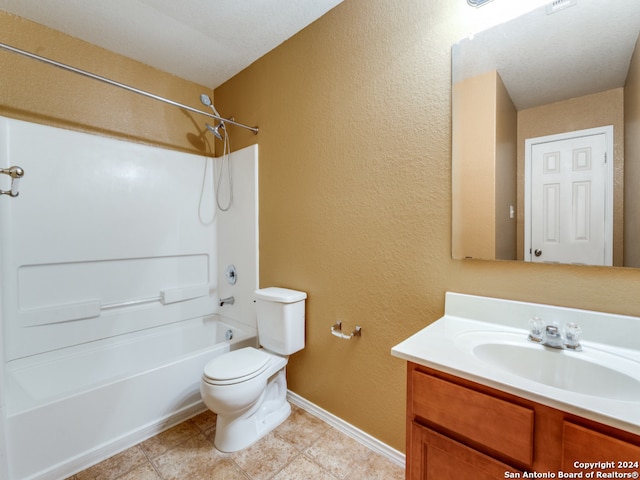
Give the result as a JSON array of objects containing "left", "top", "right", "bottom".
[{"left": 200, "top": 287, "right": 307, "bottom": 452}]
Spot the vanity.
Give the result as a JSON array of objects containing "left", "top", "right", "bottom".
[{"left": 392, "top": 293, "right": 640, "bottom": 479}]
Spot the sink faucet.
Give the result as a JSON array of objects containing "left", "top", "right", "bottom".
[
  {"left": 543, "top": 324, "right": 563, "bottom": 348},
  {"left": 528, "top": 317, "right": 582, "bottom": 351}
]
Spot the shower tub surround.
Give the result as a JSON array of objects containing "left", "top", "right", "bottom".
[{"left": 0, "top": 117, "right": 259, "bottom": 480}]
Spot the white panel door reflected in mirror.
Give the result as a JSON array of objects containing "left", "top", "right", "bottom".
[
  {"left": 524, "top": 126, "right": 613, "bottom": 266},
  {"left": 452, "top": 0, "right": 640, "bottom": 268}
]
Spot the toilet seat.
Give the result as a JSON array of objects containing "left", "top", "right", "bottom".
[{"left": 203, "top": 347, "right": 271, "bottom": 385}]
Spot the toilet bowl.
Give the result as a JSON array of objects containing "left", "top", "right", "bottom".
[
  {"left": 200, "top": 287, "right": 306, "bottom": 452},
  {"left": 201, "top": 346, "right": 289, "bottom": 452}
]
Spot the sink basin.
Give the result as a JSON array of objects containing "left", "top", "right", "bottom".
[{"left": 455, "top": 331, "right": 640, "bottom": 401}]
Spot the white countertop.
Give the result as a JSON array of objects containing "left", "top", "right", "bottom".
[{"left": 391, "top": 292, "right": 640, "bottom": 436}]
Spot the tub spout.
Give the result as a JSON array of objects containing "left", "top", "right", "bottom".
[{"left": 219, "top": 296, "right": 235, "bottom": 307}]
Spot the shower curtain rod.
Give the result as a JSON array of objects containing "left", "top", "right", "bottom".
[{"left": 0, "top": 42, "right": 259, "bottom": 135}]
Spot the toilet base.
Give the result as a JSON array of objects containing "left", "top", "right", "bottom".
[{"left": 213, "top": 368, "right": 290, "bottom": 452}]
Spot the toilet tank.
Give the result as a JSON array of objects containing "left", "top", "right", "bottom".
[{"left": 254, "top": 287, "right": 307, "bottom": 355}]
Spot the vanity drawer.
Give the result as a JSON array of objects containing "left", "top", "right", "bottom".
[
  {"left": 411, "top": 370, "right": 534, "bottom": 466},
  {"left": 411, "top": 422, "right": 523, "bottom": 479},
  {"left": 561, "top": 422, "right": 640, "bottom": 472}
]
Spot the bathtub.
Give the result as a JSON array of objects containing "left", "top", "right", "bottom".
[{"left": 4, "top": 315, "right": 257, "bottom": 480}]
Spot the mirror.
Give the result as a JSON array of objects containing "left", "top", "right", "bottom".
[{"left": 452, "top": 0, "right": 640, "bottom": 268}]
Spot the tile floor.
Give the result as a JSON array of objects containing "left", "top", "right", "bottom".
[{"left": 66, "top": 405, "right": 405, "bottom": 480}]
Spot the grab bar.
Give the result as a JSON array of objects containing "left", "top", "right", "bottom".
[
  {"left": 160, "top": 285, "right": 210, "bottom": 305},
  {"left": 21, "top": 284, "right": 210, "bottom": 326},
  {"left": 0, "top": 165, "right": 24, "bottom": 197},
  {"left": 21, "top": 300, "right": 102, "bottom": 327},
  {"left": 102, "top": 285, "right": 210, "bottom": 309}
]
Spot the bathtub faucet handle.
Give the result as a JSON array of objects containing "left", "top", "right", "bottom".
[{"left": 219, "top": 296, "right": 235, "bottom": 307}]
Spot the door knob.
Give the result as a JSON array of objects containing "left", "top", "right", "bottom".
[{"left": 534, "top": 249, "right": 542, "bottom": 257}]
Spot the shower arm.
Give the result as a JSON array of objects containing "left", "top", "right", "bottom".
[{"left": 0, "top": 41, "right": 258, "bottom": 135}]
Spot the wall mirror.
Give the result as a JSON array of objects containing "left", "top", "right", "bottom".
[{"left": 451, "top": 0, "right": 640, "bottom": 268}]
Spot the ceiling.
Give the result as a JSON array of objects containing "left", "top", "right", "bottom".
[
  {"left": 0, "top": 0, "right": 344, "bottom": 88},
  {"left": 453, "top": 0, "right": 640, "bottom": 110}
]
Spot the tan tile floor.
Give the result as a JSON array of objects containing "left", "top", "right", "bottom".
[{"left": 66, "top": 405, "right": 405, "bottom": 480}]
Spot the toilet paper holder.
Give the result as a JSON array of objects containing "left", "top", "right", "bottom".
[{"left": 331, "top": 321, "right": 362, "bottom": 340}]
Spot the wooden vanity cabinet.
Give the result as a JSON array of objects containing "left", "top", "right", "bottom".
[{"left": 406, "top": 362, "right": 640, "bottom": 479}]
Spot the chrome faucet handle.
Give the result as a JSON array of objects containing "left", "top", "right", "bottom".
[
  {"left": 563, "top": 322, "right": 582, "bottom": 351},
  {"left": 528, "top": 316, "right": 545, "bottom": 343}
]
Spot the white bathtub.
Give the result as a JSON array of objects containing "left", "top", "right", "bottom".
[{"left": 4, "top": 315, "right": 257, "bottom": 480}]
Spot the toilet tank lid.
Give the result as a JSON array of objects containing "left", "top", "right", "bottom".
[{"left": 254, "top": 287, "right": 307, "bottom": 303}]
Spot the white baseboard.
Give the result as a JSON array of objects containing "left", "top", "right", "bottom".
[{"left": 286, "top": 391, "right": 406, "bottom": 469}]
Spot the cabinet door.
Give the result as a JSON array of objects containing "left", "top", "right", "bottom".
[
  {"left": 410, "top": 423, "right": 522, "bottom": 480},
  {"left": 562, "top": 422, "right": 640, "bottom": 472}
]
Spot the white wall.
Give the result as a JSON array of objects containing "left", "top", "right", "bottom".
[{"left": 215, "top": 144, "right": 260, "bottom": 329}]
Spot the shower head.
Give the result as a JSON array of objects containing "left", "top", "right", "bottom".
[
  {"left": 200, "top": 93, "right": 212, "bottom": 106},
  {"left": 200, "top": 93, "right": 222, "bottom": 118},
  {"left": 200, "top": 93, "right": 227, "bottom": 140},
  {"left": 205, "top": 122, "right": 225, "bottom": 141}
]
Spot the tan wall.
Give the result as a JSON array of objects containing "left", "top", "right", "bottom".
[
  {"left": 495, "top": 73, "right": 517, "bottom": 261},
  {"left": 625, "top": 35, "right": 640, "bottom": 267},
  {"left": 452, "top": 71, "right": 498, "bottom": 259},
  {"left": 215, "top": 0, "right": 640, "bottom": 452},
  {"left": 0, "top": 11, "right": 213, "bottom": 154},
  {"left": 451, "top": 70, "right": 516, "bottom": 261},
  {"left": 5, "top": 1, "right": 640, "bottom": 455},
  {"left": 517, "top": 89, "right": 624, "bottom": 265}
]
